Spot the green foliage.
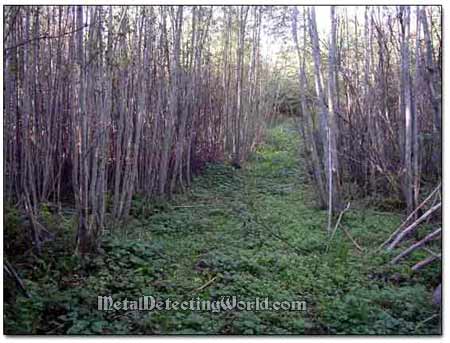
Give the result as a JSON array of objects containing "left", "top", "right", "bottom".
[
  {"left": 4, "top": 205, "right": 24, "bottom": 256},
  {"left": 4, "top": 122, "right": 440, "bottom": 334}
]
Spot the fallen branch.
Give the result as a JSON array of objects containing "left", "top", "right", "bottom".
[
  {"left": 377, "top": 184, "right": 441, "bottom": 251},
  {"left": 194, "top": 275, "right": 219, "bottom": 292},
  {"left": 341, "top": 226, "right": 364, "bottom": 252},
  {"left": 415, "top": 314, "right": 439, "bottom": 331},
  {"left": 387, "top": 203, "right": 441, "bottom": 251},
  {"left": 412, "top": 254, "right": 441, "bottom": 272},
  {"left": 173, "top": 204, "right": 209, "bottom": 208},
  {"left": 390, "top": 227, "right": 441, "bottom": 264}
]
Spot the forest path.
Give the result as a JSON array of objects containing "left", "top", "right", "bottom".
[
  {"left": 6, "top": 122, "right": 439, "bottom": 334},
  {"left": 123, "top": 122, "right": 331, "bottom": 333},
  {"left": 108, "top": 121, "right": 438, "bottom": 334}
]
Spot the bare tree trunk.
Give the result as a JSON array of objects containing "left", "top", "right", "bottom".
[
  {"left": 159, "top": 6, "right": 183, "bottom": 196},
  {"left": 74, "top": 5, "right": 90, "bottom": 255},
  {"left": 327, "top": 6, "right": 341, "bottom": 214},
  {"left": 399, "top": 6, "right": 414, "bottom": 215},
  {"left": 420, "top": 6, "right": 441, "bottom": 176},
  {"left": 412, "top": 6, "right": 421, "bottom": 218},
  {"left": 308, "top": 6, "right": 335, "bottom": 215},
  {"left": 233, "top": 6, "right": 249, "bottom": 167},
  {"left": 291, "top": 7, "right": 326, "bottom": 208}
]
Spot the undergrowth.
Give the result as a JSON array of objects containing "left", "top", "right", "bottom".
[{"left": 4, "top": 122, "right": 441, "bottom": 335}]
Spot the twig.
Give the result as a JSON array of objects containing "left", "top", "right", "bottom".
[
  {"left": 326, "top": 202, "right": 350, "bottom": 252},
  {"left": 341, "top": 226, "right": 364, "bottom": 252},
  {"left": 5, "top": 23, "right": 90, "bottom": 52},
  {"left": 390, "top": 227, "right": 441, "bottom": 264},
  {"left": 194, "top": 275, "right": 218, "bottom": 292},
  {"left": 415, "top": 314, "right": 439, "bottom": 331},
  {"left": 412, "top": 254, "right": 441, "bottom": 272}
]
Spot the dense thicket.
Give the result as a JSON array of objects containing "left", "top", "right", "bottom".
[
  {"left": 290, "top": 6, "right": 441, "bottom": 217},
  {"left": 3, "top": 6, "right": 274, "bottom": 253},
  {"left": 2, "top": 5, "right": 443, "bottom": 334},
  {"left": 3, "top": 5, "right": 442, "bottom": 255}
]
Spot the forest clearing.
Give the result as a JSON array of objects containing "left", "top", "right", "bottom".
[{"left": 3, "top": 5, "right": 442, "bottom": 336}]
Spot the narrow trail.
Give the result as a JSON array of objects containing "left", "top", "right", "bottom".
[{"left": 106, "top": 122, "right": 438, "bottom": 334}]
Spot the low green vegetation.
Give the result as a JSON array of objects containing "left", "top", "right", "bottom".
[{"left": 4, "top": 123, "right": 441, "bottom": 335}]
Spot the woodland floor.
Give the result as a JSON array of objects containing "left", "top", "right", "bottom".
[{"left": 4, "top": 121, "right": 441, "bottom": 335}]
